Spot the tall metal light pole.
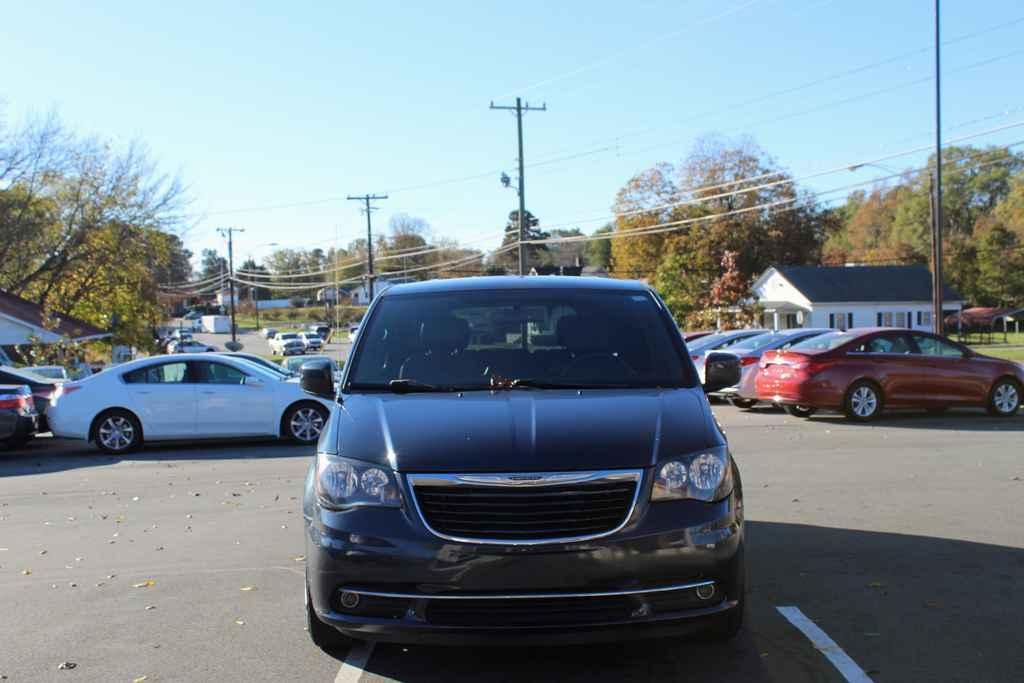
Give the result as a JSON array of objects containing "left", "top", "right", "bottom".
[
  {"left": 491, "top": 98, "right": 546, "bottom": 275},
  {"left": 932, "top": 0, "right": 944, "bottom": 334}
]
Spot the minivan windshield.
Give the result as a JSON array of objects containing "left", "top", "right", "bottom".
[{"left": 346, "top": 289, "right": 693, "bottom": 391}]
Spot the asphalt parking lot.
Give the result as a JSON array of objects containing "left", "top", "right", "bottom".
[{"left": 2, "top": 405, "right": 1022, "bottom": 682}]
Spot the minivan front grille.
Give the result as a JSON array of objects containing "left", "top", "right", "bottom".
[{"left": 407, "top": 470, "right": 642, "bottom": 544}]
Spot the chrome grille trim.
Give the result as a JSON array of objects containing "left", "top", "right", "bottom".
[
  {"left": 338, "top": 580, "right": 714, "bottom": 600},
  {"left": 406, "top": 469, "right": 643, "bottom": 546}
]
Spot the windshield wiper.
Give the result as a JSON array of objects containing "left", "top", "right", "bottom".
[
  {"left": 386, "top": 379, "right": 467, "bottom": 394},
  {"left": 500, "top": 378, "right": 638, "bottom": 390}
]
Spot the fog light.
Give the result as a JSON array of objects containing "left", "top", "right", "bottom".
[
  {"left": 339, "top": 591, "right": 361, "bottom": 610},
  {"left": 696, "top": 584, "right": 716, "bottom": 601}
]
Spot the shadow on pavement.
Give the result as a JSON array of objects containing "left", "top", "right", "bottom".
[
  {"left": 0, "top": 436, "right": 311, "bottom": 477},
  {"left": 806, "top": 409, "right": 1024, "bottom": 432},
  {"left": 343, "top": 521, "right": 1023, "bottom": 682}
]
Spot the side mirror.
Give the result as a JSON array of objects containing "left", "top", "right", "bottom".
[
  {"left": 703, "top": 352, "right": 741, "bottom": 394},
  {"left": 300, "top": 358, "right": 335, "bottom": 399}
]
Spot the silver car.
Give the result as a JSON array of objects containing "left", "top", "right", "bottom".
[{"left": 687, "top": 330, "right": 768, "bottom": 383}]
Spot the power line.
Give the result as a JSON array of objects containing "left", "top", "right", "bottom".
[
  {"left": 535, "top": 122, "right": 1024, "bottom": 232},
  {"left": 175, "top": 17, "right": 1024, "bottom": 222},
  {"left": 491, "top": 0, "right": 767, "bottom": 99},
  {"left": 525, "top": 152, "right": 1023, "bottom": 247},
  {"left": 524, "top": 14, "right": 1024, "bottom": 167}
]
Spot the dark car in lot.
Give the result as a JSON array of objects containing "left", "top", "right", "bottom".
[
  {"left": 300, "top": 276, "right": 744, "bottom": 650},
  {"left": 0, "top": 384, "right": 38, "bottom": 448},
  {"left": 0, "top": 366, "right": 58, "bottom": 432},
  {"left": 754, "top": 327, "right": 1024, "bottom": 420}
]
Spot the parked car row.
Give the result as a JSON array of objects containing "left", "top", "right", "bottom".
[
  {"left": 697, "top": 327, "right": 1023, "bottom": 420},
  {"left": 269, "top": 331, "right": 324, "bottom": 355}
]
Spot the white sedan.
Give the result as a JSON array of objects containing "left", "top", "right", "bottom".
[{"left": 47, "top": 353, "right": 333, "bottom": 454}]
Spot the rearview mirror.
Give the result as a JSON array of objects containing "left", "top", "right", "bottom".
[
  {"left": 703, "top": 352, "right": 741, "bottom": 394},
  {"left": 300, "top": 358, "right": 335, "bottom": 399}
]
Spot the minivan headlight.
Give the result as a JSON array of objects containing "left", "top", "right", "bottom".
[
  {"left": 316, "top": 454, "right": 400, "bottom": 509},
  {"left": 651, "top": 447, "right": 733, "bottom": 502}
]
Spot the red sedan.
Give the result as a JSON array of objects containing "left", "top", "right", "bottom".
[{"left": 754, "top": 328, "right": 1024, "bottom": 421}]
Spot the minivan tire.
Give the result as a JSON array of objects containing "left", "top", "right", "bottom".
[
  {"left": 987, "top": 378, "right": 1021, "bottom": 417},
  {"left": 844, "top": 381, "right": 882, "bottom": 422},
  {"left": 306, "top": 584, "right": 353, "bottom": 653}
]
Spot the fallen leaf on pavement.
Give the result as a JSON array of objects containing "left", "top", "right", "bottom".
[
  {"left": 133, "top": 676, "right": 148, "bottom": 682},
  {"left": 57, "top": 661, "right": 76, "bottom": 670},
  {"left": 235, "top": 619, "right": 245, "bottom": 625},
  {"left": 21, "top": 569, "right": 31, "bottom": 575},
  {"left": 133, "top": 580, "right": 156, "bottom": 588},
  {"left": 293, "top": 555, "right": 305, "bottom": 562},
  {"left": 145, "top": 605, "right": 156, "bottom": 611},
  {"left": 240, "top": 585, "right": 257, "bottom": 592}
]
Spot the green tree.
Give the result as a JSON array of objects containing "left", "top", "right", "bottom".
[
  {"left": 0, "top": 111, "right": 188, "bottom": 349},
  {"left": 614, "top": 136, "right": 822, "bottom": 321},
  {"left": 585, "top": 225, "right": 613, "bottom": 269},
  {"left": 494, "top": 210, "right": 550, "bottom": 271},
  {"left": 976, "top": 225, "right": 1024, "bottom": 306}
]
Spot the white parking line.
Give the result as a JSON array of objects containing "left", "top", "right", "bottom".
[
  {"left": 334, "top": 641, "right": 375, "bottom": 683},
  {"left": 776, "top": 606, "right": 873, "bottom": 683}
]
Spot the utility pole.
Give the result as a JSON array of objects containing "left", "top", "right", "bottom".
[
  {"left": 932, "top": 0, "right": 944, "bottom": 334},
  {"left": 347, "top": 194, "right": 388, "bottom": 301},
  {"left": 217, "top": 227, "right": 245, "bottom": 344},
  {"left": 491, "top": 97, "right": 547, "bottom": 275}
]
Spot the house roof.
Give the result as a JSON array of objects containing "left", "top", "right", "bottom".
[
  {"left": 773, "top": 265, "right": 962, "bottom": 304},
  {"left": 0, "top": 290, "right": 109, "bottom": 341}
]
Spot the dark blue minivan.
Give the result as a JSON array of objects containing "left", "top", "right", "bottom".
[{"left": 301, "top": 276, "right": 743, "bottom": 649}]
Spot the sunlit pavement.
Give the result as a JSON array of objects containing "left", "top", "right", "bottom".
[{"left": 1, "top": 405, "right": 1022, "bottom": 682}]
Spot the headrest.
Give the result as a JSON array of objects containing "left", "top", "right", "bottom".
[
  {"left": 556, "top": 314, "right": 610, "bottom": 353},
  {"left": 420, "top": 316, "right": 470, "bottom": 353}
]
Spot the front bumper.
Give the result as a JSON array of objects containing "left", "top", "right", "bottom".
[
  {"left": 306, "top": 482, "right": 743, "bottom": 644},
  {"left": 755, "top": 375, "right": 839, "bottom": 408}
]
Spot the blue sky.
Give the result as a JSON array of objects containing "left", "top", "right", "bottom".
[{"left": 5, "top": 0, "right": 1023, "bottom": 268}]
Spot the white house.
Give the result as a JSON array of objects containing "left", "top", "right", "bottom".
[
  {"left": 751, "top": 265, "right": 964, "bottom": 331},
  {"left": 0, "top": 289, "right": 111, "bottom": 349},
  {"left": 347, "top": 278, "right": 415, "bottom": 305}
]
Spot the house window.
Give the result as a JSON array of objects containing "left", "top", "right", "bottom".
[
  {"left": 916, "top": 311, "right": 932, "bottom": 327},
  {"left": 878, "top": 312, "right": 908, "bottom": 328},
  {"left": 828, "top": 312, "right": 853, "bottom": 331}
]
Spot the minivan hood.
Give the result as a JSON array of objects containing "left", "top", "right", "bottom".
[{"left": 331, "top": 388, "right": 717, "bottom": 472}]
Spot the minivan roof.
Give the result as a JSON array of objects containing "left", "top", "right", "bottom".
[{"left": 384, "top": 276, "right": 649, "bottom": 297}]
